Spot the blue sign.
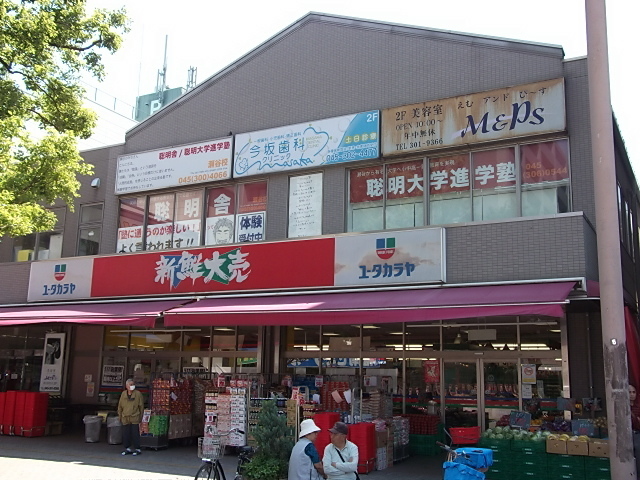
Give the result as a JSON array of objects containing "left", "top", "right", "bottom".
[{"left": 234, "top": 111, "right": 380, "bottom": 177}]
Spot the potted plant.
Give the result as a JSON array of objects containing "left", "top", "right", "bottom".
[{"left": 243, "top": 400, "right": 294, "bottom": 480}]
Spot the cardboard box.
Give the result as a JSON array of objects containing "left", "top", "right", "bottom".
[
  {"left": 567, "top": 439, "right": 589, "bottom": 456},
  {"left": 589, "top": 439, "right": 610, "bottom": 458},
  {"left": 376, "top": 430, "right": 388, "bottom": 447},
  {"left": 547, "top": 438, "right": 568, "bottom": 454}
]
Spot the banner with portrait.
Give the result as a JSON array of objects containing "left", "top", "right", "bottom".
[{"left": 40, "top": 333, "right": 66, "bottom": 392}]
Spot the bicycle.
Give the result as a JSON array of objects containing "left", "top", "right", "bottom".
[
  {"left": 195, "top": 428, "right": 253, "bottom": 480},
  {"left": 436, "top": 441, "right": 493, "bottom": 479}
]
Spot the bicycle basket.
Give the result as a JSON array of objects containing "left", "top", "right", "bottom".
[{"left": 198, "top": 436, "right": 228, "bottom": 460}]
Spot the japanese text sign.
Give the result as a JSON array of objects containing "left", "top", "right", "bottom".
[
  {"left": 115, "top": 136, "right": 233, "bottom": 194},
  {"left": 234, "top": 111, "right": 380, "bottom": 177},
  {"left": 350, "top": 161, "right": 424, "bottom": 204},
  {"left": 382, "top": 78, "right": 565, "bottom": 156},
  {"left": 28, "top": 257, "right": 94, "bottom": 302},
  {"left": 334, "top": 228, "right": 445, "bottom": 286}
]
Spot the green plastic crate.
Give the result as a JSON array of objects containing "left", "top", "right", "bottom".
[
  {"left": 478, "top": 437, "right": 512, "bottom": 453},
  {"left": 512, "top": 439, "right": 547, "bottom": 453},
  {"left": 547, "top": 454, "right": 586, "bottom": 469}
]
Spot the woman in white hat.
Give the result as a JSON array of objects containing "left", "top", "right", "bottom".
[{"left": 288, "top": 419, "right": 327, "bottom": 480}]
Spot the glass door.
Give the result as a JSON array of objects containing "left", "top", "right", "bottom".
[
  {"left": 443, "top": 361, "right": 479, "bottom": 428},
  {"left": 481, "top": 360, "right": 519, "bottom": 430}
]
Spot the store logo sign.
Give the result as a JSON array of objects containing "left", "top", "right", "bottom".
[
  {"left": 54, "top": 264, "right": 66, "bottom": 281},
  {"left": 376, "top": 238, "right": 395, "bottom": 260}
]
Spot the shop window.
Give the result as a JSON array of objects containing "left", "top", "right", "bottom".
[
  {"left": 237, "top": 326, "right": 259, "bottom": 351},
  {"left": 104, "top": 327, "right": 130, "bottom": 351},
  {"left": 117, "top": 196, "right": 145, "bottom": 253},
  {"left": 206, "top": 185, "right": 236, "bottom": 245},
  {"left": 288, "top": 172, "right": 323, "bottom": 238},
  {"left": 286, "top": 326, "right": 321, "bottom": 352},
  {"left": 13, "top": 208, "right": 65, "bottom": 262},
  {"left": 521, "top": 140, "right": 570, "bottom": 217},
  {"left": 174, "top": 190, "right": 203, "bottom": 248},
  {"left": 236, "top": 182, "right": 267, "bottom": 243},
  {"left": 471, "top": 148, "right": 517, "bottom": 221},
  {"left": 429, "top": 154, "right": 472, "bottom": 225},
  {"left": 146, "top": 193, "right": 176, "bottom": 251},
  {"left": 519, "top": 320, "right": 561, "bottom": 350},
  {"left": 212, "top": 327, "right": 236, "bottom": 351},
  {"left": 182, "top": 327, "right": 211, "bottom": 352},
  {"left": 404, "top": 324, "right": 441, "bottom": 351},
  {"left": 77, "top": 203, "right": 103, "bottom": 256},
  {"left": 322, "top": 324, "right": 361, "bottom": 351},
  {"left": 205, "top": 181, "right": 267, "bottom": 245},
  {"left": 129, "top": 330, "right": 181, "bottom": 352},
  {"left": 442, "top": 320, "right": 517, "bottom": 351},
  {"left": 347, "top": 161, "right": 425, "bottom": 232}
]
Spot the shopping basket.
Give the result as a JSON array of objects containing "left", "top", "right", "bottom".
[
  {"left": 198, "top": 435, "right": 228, "bottom": 460},
  {"left": 446, "top": 426, "right": 481, "bottom": 446}
]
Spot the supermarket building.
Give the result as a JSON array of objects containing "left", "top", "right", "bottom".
[{"left": 0, "top": 12, "right": 639, "bottom": 432}]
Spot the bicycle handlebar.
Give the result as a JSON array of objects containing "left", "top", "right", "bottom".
[{"left": 436, "top": 441, "right": 470, "bottom": 458}]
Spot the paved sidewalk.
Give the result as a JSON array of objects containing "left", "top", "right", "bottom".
[{"left": 0, "top": 429, "right": 444, "bottom": 480}]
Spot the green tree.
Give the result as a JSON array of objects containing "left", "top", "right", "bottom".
[
  {"left": 0, "top": 0, "right": 129, "bottom": 237},
  {"left": 244, "top": 400, "right": 294, "bottom": 480}
]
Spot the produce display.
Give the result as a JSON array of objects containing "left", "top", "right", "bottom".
[{"left": 482, "top": 425, "right": 549, "bottom": 443}]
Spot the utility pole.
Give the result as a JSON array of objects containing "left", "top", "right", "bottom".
[{"left": 585, "top": 0, "right": 635, "bottom": 477}]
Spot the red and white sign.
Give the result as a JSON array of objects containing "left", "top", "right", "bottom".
[
  {"left": 349, "top": 160, "right": 424, "bottom": 204},
  {"left": 423, "top": 360, "right": 440, "bottom": 383},
  {"left": 90, "top": 238, "right": 335, "bottom": 298}
]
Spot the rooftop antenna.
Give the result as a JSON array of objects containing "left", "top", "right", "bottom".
[
  {"left": 155, "top": 35, "right": 168, "bottom": 107},
  {"left": 186, "top": 66, "right": 198, "bottom": 91}
]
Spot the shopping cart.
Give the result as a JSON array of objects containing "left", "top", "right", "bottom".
[{"left": 437, "top": 441, "right": 493, "bottom": 480}]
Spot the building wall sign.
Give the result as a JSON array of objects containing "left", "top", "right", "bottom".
[
  {"left": 90, "top": 238, "right": 335, "bottom": 297},
  {"left": 115, "top": 137, "right": 233, "bottom": 194},
  {"left": 233, "top": 111, "right": 380, "bottom": 177},
  {"left": 28, "top": 257, "right": 94, "bottom": 302},
  {"left": 27, "top": 228, "right": 446, "bottom": 301},
  {"left": 381, "top": 78, "right": 565, "bottom": 156},
  {"left": 334, "top": 228, "right": 445, "bottom": 286}
]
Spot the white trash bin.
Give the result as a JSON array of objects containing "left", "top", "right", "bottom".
[{"left": 83, "top": 415, "right": 102, "bottom": 443}]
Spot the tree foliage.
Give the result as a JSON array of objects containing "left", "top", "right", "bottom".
[{"left": 0, "top": 0, "right": 129, "bottom": 237}]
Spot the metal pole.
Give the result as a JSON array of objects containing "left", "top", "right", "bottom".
[{"left": 585, "top": 0, "right": 635, "bottom": 477}]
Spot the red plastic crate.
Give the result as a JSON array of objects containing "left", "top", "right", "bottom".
[
  {"left": 449, "top": 426, "right": 481, "bottom": 445},
  {"left": 357, "top": 458, "right": 375, "bottom": 474},
  {"left": 13, "top": 391, "right": 27, "bottom": 435},
  {"left": 2, "top": 391, "right": 17, "bottom": 435},
  {"left": 22, "top": 392, "right": 48, "bottom": 437},
  {"left": 348, "top": 422, "right": 376, "bottom": 460}
]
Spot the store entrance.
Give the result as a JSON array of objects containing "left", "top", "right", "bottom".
[{"left": 443, "top": 359, "right": 519, "bottom": 431}]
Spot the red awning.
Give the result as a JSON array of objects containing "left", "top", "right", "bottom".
[
  {"left": 164, "top": 282, "right": 575, "bottom": 326},
  {"left": 0, "top": 300, "right": 190, "bottom": 327}
]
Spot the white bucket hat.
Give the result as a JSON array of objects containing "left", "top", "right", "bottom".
[{"left": 299, "top": 419, "right": 321, "bottom": 438}]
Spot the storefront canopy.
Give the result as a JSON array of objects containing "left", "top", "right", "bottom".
[
  {"left": 0, "top": 300, "right": 191, "bottom": 327},
  {"left": 163, "top": 282, "right": 576, "bottom": 327}
]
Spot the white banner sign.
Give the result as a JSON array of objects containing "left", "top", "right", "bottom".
[
  {"left": 117, "top": 225, "right": 144, "bottom": 254},
  {"left": 115, "top": 137, "right": 233, "bottom": 194},
  {"left": 288, "top": 173, "right": 323, "bottom": 238},
  {"left": 40, "top": 333, "right": 66, "bottom": 392},
  {"left": 101, "top": 365, "right": 125, "bottom": 387},
  {"left": 234, "top": 111, "right": 380, "bottom": 177},
  {"left": 382, "top": 78, "right": 565, "bottom": 155},
  {"left": 28, "top": 258, "right": 94, "bottom": 302},
  {"left": 236, "top": 212, "right": 266, "bottom": 243},
  {"left": 334, "top": 228, "right": 445, "bottom": 286},
  {"left": 205, "top": 215, "right": 235, "bottom": 245}
]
